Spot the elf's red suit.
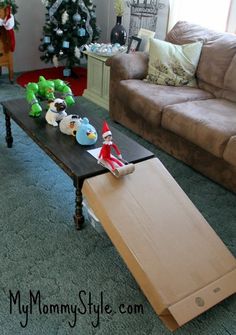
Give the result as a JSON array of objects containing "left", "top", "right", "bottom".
[
  {"left": 98, "top": 122, "right": 124, "bottom": 171},
  {"left": 98, "top": 141, "right": 124, "bottom": 171}
]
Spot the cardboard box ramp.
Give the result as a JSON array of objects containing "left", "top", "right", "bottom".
[{"left": 82, "top": 158, "right": 236, "bottom": 331}]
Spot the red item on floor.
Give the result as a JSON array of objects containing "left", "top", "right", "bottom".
[{"left": 16, "top": 66, "right": 87, "bottom": 96}]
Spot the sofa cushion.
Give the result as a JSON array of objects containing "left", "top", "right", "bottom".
[
  {"left": 118, "top": 79, "right": 214, "bottom": 127},
  {"left": 166, "top": 21, "right": 236, "bottom": 97},
  {"left": 146, "top": 38, "right": 203, "bottom": 87},
  {"left": 223, "top": 136, "right": 236, "bottom": 167},
  {"left": 162, "top": 99, "right": 236, "bottom": 158}
]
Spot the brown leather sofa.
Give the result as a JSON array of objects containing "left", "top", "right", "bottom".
[{"left": 106, "top": 21, "right": 236, "bottom": 193}]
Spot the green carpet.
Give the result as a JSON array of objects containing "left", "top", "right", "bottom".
[{"left": 0, "top": 75, "right": 235, "bottom": 335}]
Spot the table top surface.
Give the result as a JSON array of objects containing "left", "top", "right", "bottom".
[{"left": 2, "top": 98, "right": 154, "bottom": 181}]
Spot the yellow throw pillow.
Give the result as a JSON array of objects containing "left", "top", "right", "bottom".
[{"left": 146, "top": 38, "right": 203, "bottom": 87}]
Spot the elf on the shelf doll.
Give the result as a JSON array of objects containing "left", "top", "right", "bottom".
[
  {"left": 98, "top": 122, "right": 124, "bottom": 171},
  {"left": 0, "top": 5, "right": 15, "bottom": 52}
]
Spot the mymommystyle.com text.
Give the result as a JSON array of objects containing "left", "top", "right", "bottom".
[{"left": 9, "top": 289, "right": 144, "bottom": 328}]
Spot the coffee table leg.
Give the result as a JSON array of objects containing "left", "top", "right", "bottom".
[
  {"left": 74, "top": 179, "right": 84, "bottom": 230},
  {"left": 4, "top": 110, "right": 13, "bottom": 148}
]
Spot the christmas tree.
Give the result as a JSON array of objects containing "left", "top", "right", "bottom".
[{"left": 39, "top": 0, "right": 100, "bottom": 72}]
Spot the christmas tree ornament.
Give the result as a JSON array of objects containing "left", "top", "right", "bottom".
[
  {"left": 73, "top": 13, "right": 81, "bottom": 23},
  {"left": 79, "top": 0, "right": 93, "bottom": 43},
  {"left": 62, "top": 40, "right": 70, "bottom": 48},
  {"left": 41, "top": 0, "right": 49, "bottom": 6},
  {"left": 38, "top": 44, "right": 45, "bottom": 52},
  {"left": 74, "top": 46, "right": 81, "bottom": 59},
  {"left": 52, "top": 55, "right": 59, "bottom": 67},
  {"left": 56, "top": 28, "right": 63, "bottom": 36},
  {"left": 61, "top": 10, "right": 69, "bottom": 24},
  {"left": 43, "top": 35, "right": 51, "bottom": 43},
  {"left": 85, "top": 42, "right": 126, "bottom": 56},
  {"left": 63, "top": 68, "right": 71, "bottom": 77},
  {"left": 47, "top": 44, "right": 55, "bottom": 53},
  {"left": 90, "top": 11, "right": 96, "bottom": 19},
  {"left": 77, "top": 27, "right": 86, "bottom": 37}
]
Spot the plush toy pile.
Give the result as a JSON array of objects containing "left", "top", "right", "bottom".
[{"left": 44, "top": 97, "right": 97, "bottom": 146}]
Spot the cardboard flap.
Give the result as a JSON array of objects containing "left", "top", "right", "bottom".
[
  {"left": 83, "top": 158, "right": 236, "bottom": 331},
  {"left": 168, "top": 269, "right": 236, "bottom": 327}
]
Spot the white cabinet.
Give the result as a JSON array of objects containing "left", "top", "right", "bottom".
[{"left": 83, "top": 52, "right": 110, "bottom": 110}]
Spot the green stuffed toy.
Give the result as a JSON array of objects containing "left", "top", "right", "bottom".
[{"left": 26, "top": 76, "right": 75, "bottom": 117}]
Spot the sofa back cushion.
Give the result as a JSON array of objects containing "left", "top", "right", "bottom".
[{"left": 166, "top": 21, "right": 236, "bottom": 101}]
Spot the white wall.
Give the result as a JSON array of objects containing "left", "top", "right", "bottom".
[
  {"left": 94, "top": 0, "right": 115, "bottom": 43},
  {"left": 14, "top": 0, "right": 48, "bottom": 72}
]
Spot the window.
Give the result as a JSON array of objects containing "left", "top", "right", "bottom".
[{"left": 168, "top": 0, "right": 232, "bottom": 32}]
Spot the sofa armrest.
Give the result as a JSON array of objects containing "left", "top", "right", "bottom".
[{"left": 106, "top": 52, "right": 149, "bottom": 81}]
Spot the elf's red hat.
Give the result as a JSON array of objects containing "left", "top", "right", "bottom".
[
  {"left": 5, "top": 5, "right": 15, "bottom": 52},
  {"left": 102, "top": 121, "right": 112, "bottom": 138}
]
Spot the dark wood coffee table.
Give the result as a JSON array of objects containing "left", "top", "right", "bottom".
[{"left": 2, "top": 98, "right": 154, "bottom": 229}]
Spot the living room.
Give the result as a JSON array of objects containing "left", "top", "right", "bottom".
[{"left": 0, "top": 1, "right": 236, "bottom": 334}]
